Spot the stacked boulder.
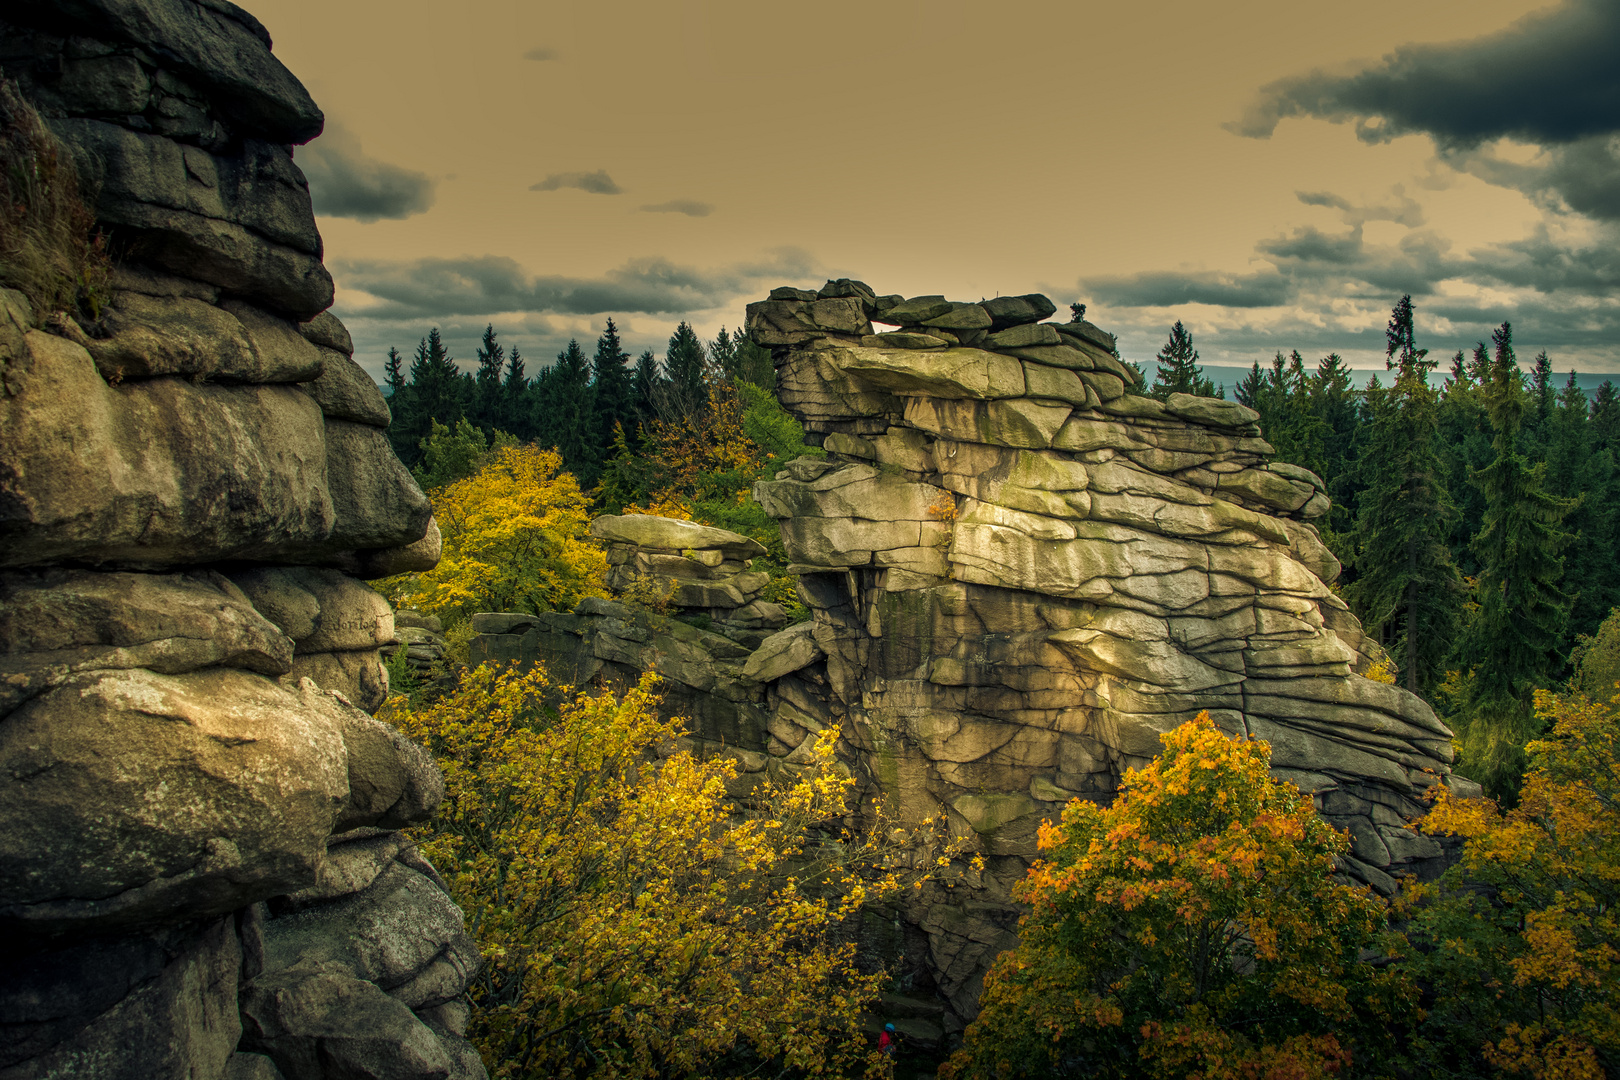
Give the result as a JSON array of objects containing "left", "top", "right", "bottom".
[
  {"left": 0, "top": 3, "right": 481, "bottom": 1078},
  {"left": 593, "top": 513, "right": 786, "bottom": 646},
  {"left": 468, "top": 515, "right": 789, "bottom": 753},
  {"left": 745, "top": 280, "right": 1474, "bottom": 1018}
]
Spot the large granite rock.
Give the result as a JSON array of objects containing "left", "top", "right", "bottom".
[
  {"left": 741, "top": 280, "right": 1467, "bottom": 1019},
  {"left": 0, "top": 3, "right": 481, "bottom": 1076}
]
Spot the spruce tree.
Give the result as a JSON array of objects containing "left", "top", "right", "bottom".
[
  {"left": 1346, "top": 296, "right": 1463, "bottom": 697},
  {"left": 1313, "top": 352, "right": 1362, "bottom": 542},
  {"left": 383, "top": 346, "right": 405, "bottom": 397},
  {"left": 655, "top": 321, "right": 710, "bottom": 423},
  {"left": 391, "top": 328, "right": 469, "bottom": 466},
  {"left": 472, "top": 324, "right": 506, "bottom": 435},
  {"left": 632, "top": 349, "right": 662, "bottom": 423},
  {"left": 1452, "top": 322, "right": 1577, "bottom": 799},
  {"left": 1148, "top": 321, "right": 1217, "bottom": 400},
  {"left": 591, "top": 318, "right": 637, "bottom": 450},
  {"left": 1550, "top": 371, "right": 1620, "bottom": 646},
  {"left": 501, "top": 346, "right": 530, "bottom": 441},
  {"left": 538, "top": 339, "right": 599, "bottom": 484},
  {"left": 1234, "top": 362, "right": 1264, "bottom": 409}
]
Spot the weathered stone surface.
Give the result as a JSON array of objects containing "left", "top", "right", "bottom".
[
  {"left": 49, "top": 118, "right": 333, "bottom": 317},
  {"left": 981, "top": 294, "right": 1057, "bottom": 329},
  {"left": 342, "top": 516, "right": 443, "bottom": 580},
  {"left": 0, "top": 568, "right": 293, "bottom": 714},
  {"left": 0, "top": 669, "right": 348, "bottom": 935},
  {"left": 590, "top": 514, "right": 767, "bottom": 558},
  {"left": 0, "top": 916, "right": 242, "bottom": 1080},
  {"left": 830, "top": 346, "right": 1026, "bottom": 400},
  {"left": 299, "top": 311, "right": 354, "bottom": 355},
  {"left": 10, "top": 0, "right": 324, "bottom": 143},
  {"left": 229, "top": 566, "right": 393, "bottom": 654},
  {"left": 743, "top": 284, "right": 1461, "bottom": 1027},
  {"left": 0, "top": 330, "right": 335, "bottom": 568},
  {"left": 241, "top": 967, "right": 458, "bottom": 1080},
  {"left": 743, "top": 621, "right": 823, "bottom": 682},
  {"left": 921, "top": 302, "right": 992, "bottom": 330},
  {"left": 322, "top": 420, "right": 435, "bottom": 554},
  {"left": 286, "top": 648, "right": 391, "bottom": 714},
  {"left": 878, "top": 295, "right": 952, "bottom": 324}
]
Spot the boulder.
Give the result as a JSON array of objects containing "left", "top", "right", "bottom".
[
  {"left": 303, "top": 348, "right": 391, "bottom": 427},
  {"left": 980, "top": 294, "right": 1057, "bottom": 329},
  {"left": 743, "top": 621, "right": 823, "bottom": 682},
  {"left": 0, "top": 330, "right": 335, "bottom": 568},
  {"left": 830, "top": 346, "right": 1026, "bottom": 400},
  {"left": 0, "top": 567, "right": 294, "bottom": 710},
  {"left": 321, "top": 420, "right": 435, "bottom": 554},
  {"left": 228, "top": 566, "right": 394, "bottom": 655},
  {"left": 0, "top": 916, "right": 242, "bottom": 1080},
  {"left": 0, "top": 669, "right": 349, "bottom": 935},
  {"left": 590, "top": 514, "right": 766, "bottom": 559}
]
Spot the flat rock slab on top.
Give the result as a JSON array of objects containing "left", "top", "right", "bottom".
[{"left": 590, "top": 514, "right": 767, "bottom": 558}]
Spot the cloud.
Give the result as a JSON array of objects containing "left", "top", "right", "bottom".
[
  {"left": 296, "top": 121, "right": 435, "bottom": 222},
  {"left": 640, "top": 199, "right": 716, "bottom": 217},
  {"left": 523, "top": 46, "right": 559, "bottom": 61},
  {"left": 1086, "top": 269, "right": 1294, "bottom": 309},
  {"left": 1231, "top": 0, "right": 1620, "bottom": 148},
  {"left": 1230, "top": 0, "right": 1620, "bottom": 221},
  {"left": 1296, "top": 188, "right": 1425, "bottom": 227},
  {"left": 529, "top": 170, "right": 622, "bottom": 194},
  {"left": 333, "top": 248, "right": 817, "bottom": 322},
  {"left": 1077, "top": 217, "right": 1620, "bottom": 369}
]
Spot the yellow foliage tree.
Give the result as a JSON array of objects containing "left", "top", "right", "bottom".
[
  {"left": 942, "top": 713, "right": 1413, "bottom": 1080},
  {"left": 383, "top": 444, "right": 607, "bottom": 621},
  {"left": 385, "top": 663, "right": 957, "bottom": 1079},
  {"left": 1403, "top": 688, "right": 1620, "bottom": 1079}
]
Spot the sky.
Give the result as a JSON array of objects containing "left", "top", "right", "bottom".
[{"left": 249, "top": 0, "right": 1620, "bottom": 383}]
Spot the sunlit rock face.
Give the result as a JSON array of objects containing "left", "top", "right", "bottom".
[
  {"left": 0, "top": 2, "right": 481, "bottom": 1076},
  {"left": 746, "top": 281, "right": 1472, "bottom": 1020}
]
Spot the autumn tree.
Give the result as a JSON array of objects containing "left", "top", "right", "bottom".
[
  {"left": 942, "top": 714, "right": 1412, "bottom": 1080},
  {"left": 387, "top": 664, "right": 961, "bottom": 1079},
  {"left": 1403, "top": 672, "right": 1620, "bottom": 1079},
  {"left": 381, "top": 443, "right": 607, "bottom": 620}
]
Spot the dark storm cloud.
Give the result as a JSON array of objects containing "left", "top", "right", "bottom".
[
  {"left": 1231, "top": 0, "right": 1620, "bottom": 148},
  {"left": 1085, "top": 269, "right": 1294, "bottom": 309},
  {"left": 640, "top": 200, "right": 716, "bottom": 217},
  {"left": 297, "top": 122, "right": 435, "bottom": 222},
  {"left": 334, "top": 248, "right": 816, "bottom": 321},
  {"left": 1232, "top": 0, "right": 1620, "bottom": 221},
  {"left": 523, "top": 46, "right": 559, "bottom": 61},
  {"left": 1296, "top": 189, "right": 1424, "bottom": 226},
  {"left": 530, "top": 170, "right": 623, "bottom": 194}
]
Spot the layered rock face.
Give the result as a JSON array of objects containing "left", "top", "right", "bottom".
[
  {"left": 0, "top": 4, "right": 482, "bottom": 1077},
  {"left": 744, "top": 281, "right": 1475, "bottom": 1017}
]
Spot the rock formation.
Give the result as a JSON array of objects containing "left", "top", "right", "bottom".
[
  {"left": 470, "top": 514, "right": 789, "bottom": 752},
  {"left": 738, "top": 281, "right": 1477, "bottom": 1020},
  {"left": 0, "top": 3, "right": 481, "bottom": 1077}
]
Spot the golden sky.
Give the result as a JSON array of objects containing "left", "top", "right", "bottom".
[{"left": 249, "top": 0, "right": 1618, "bottom": 381}]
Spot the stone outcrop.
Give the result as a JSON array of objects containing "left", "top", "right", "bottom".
[
  {"left": 470, "top": 516, "right": 791, "bottom": 752},
  {"left": 0, "top": 4, "right": 482, "bottom": 1078},
  {"left": 739, "top": 280, "right": 1475, "bottom": 1018}
]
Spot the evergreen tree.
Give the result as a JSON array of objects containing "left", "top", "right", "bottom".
[
  {"left": 1346, "top": 297, "right": 1463, "bottom": 697},
  {"left": 472, "top": 324, "right": 506, "bottom": 435},
  {"left": 537, "top": 339, "right": 600, "bottom": 485},
  {"left": 1148, "top": 321, "right": 1217, "bottom": 400},
  {"left": 501, "top": 346, "right": 530, "bottom": 441},
  {"left": 1451, "top": 322, "right": 1577, "bottom": 799},
  {"left": 1313, "top": 352, "right": 1362, "bottom": 544},
  {"left": 1592, "top": 380, "right": 1620, "bottom": 451},
  {"left": 391, "top": 327, "right": 469, "bottom": 466},
  {"left": 655, "top": 321, "right": 710, "bottom": 423},
  {"left": 632, "top": 349, "right": 662, "bottom": 422},
  {"left": 383, "top": 346, "right": 405, "bottom": 398},
  {"left": 591, "top": 318, "right": 637, "bottom": 451},
  {"left": 1234, "top": 362, "right": 1264, "bottom": 409},
  {"left": 1550, "top": 371, "right": 1620, "bottom": 647},
  {"left": 710, "top": 326, "right": 774, "bottom": 388}
]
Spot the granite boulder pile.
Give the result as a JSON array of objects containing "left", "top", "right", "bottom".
[{"left": 0, "top": 2, "right": 481, "bottom": 1077}]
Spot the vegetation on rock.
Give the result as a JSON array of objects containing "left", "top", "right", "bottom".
[
  {"left": 386, "top": 663, "right": 966, "bottom": 1079},
  {"left": 942, "top": 714, "right": 1412, "bottom": 1080}
]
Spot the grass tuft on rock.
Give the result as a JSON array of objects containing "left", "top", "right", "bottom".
[{"left": 0, "top": 78, "right": 109, "bottom": 322}]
